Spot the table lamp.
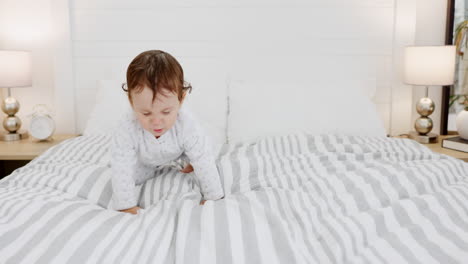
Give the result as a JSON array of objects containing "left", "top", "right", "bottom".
[
  {"left": 0, "top": 50, "right": 32, "bottom": 141},
  {"left": 403, "top": 45, "right": 456, "bottom": 143}
]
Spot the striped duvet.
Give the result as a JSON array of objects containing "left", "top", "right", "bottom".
[{"left": 1, "top": 133, "right": 468, "bottom": 264}]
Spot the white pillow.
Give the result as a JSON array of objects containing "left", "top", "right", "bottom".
[
  {"left": 83, "top": 80, "right": 131, "bottom": 135},
  {"left": 227, "top": 79, "right": 386, "bottom": 144},
  {"left": 179, "top": 104, "right": 226, "bottom": 156},
  {"left": 83, "top": 80, "right": 227, "bottom": 156}
]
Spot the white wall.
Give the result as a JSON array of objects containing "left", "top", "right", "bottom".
[
  {"left": 0, "top": 0, "right": 450, "bottom": 137},
  {"left": 0, "top": 0, "right": 55, "bottom": 133},
  {"left": 69, "top": 0, "right": 396, "bottom": 135}
]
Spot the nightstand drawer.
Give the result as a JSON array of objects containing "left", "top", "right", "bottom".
[
  {"left": 0, "top": 134, "right": 79, "bottom": 178},
  {"left": 0, "top": 160, "right": 30, "bottom": 179}
]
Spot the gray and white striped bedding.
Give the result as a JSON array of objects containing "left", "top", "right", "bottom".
[{"left": 1, "top": 133, "right": 468, "bottom": 263}]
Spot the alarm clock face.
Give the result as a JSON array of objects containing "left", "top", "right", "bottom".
[{"left": 30, "top": 115, "right": 55, "bottom": 140}]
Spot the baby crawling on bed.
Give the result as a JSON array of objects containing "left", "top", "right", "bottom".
[{"left": 110, "top": 50, "right": 225, "bottom": 215}]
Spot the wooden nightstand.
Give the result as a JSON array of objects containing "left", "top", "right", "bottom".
[
  {"left": 0, "top": 134, "right": 78, "bottom": 178},
  {"left": 395, "top": 134, "right": 468, "bottom": 162}
]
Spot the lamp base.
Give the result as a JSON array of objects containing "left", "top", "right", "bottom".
[
  {"left": 0, "top": 130, "right": 28, "bottom": 141},
  {"left": 409, "top": 131, "right": 438, "bottom": 144}
]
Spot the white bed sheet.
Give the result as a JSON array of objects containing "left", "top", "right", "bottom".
[{"left": 1, "top": 134, "right": 468, "bottom": 263}]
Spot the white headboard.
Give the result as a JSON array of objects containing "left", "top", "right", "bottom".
[{"left": 68, "top": 0, "right": 399, "bottom": 135}]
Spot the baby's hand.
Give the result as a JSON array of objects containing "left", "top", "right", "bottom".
[
  {"left": 180, "top": 163, "right": 194, "bottom": 173},
  {"left": 119, "top": 206, "right": 141, "bottom": 215}
]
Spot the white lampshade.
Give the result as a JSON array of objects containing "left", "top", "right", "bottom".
[
  {"left": 403, "top": 45, "right": 456, "bottom": 86},
  {"left": 0, "top": 50, "right": 32, "bottom": 88}
]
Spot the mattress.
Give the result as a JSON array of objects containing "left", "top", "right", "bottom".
[{"left": 0, "top": 133, "right": 467, "bottom": 263}]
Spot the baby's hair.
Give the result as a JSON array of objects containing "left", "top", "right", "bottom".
[{"left": 121, "top": 50, "right": 192, "bottom": 104}]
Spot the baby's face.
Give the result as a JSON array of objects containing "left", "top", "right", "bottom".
[{"left": 131, "top": 85, "right": 183, "bottom": 138}]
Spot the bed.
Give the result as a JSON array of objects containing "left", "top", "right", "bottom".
[
  {"left": 3, "top": 0, "right": 466, "bottom": 261},
  {"left": 1, "top": 131, "right": 468, "bottom": 263},
  {"left": 2, "top": 75, "right": 468, "bottom": 264}
]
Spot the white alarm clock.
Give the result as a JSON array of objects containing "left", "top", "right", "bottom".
[{"left": 29, "top": 104, "right": 55, "bottom": 141}]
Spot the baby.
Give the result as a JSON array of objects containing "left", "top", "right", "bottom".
[{"left": 110, "top": 50, "right": 225, "bottom": 214}]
